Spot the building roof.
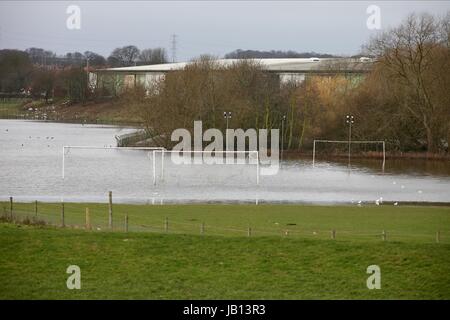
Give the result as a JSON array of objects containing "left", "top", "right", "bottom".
[{"left": 97, "top": 58, "right": 373, "bottom": 74}]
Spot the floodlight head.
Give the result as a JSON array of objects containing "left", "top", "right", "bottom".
[
  {"left": 228, "top": 112, "right": 232, "bottom": 118},
  {"left": 346, "top": 115, "right": 355, "bottom": 124},
  {"left": 223, "top": 112, "right": 227, "bottom": 118}
]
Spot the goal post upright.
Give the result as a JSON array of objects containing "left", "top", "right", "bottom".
[
  {"left": 256, "top": 151, "right": 260, "bottom": 185},
  {"left": 62, "top": 145, "right": 167, "bottom": 184},
  {"left": 152, "top": 150, "right": 156, "bottom": 185},
  {"left": 62, "top": 145, "right": 65, "bottom": 180},
  {"left": 152, "top": 150, "right": 260, "bottom": 186},
  {"left": 61, "top": 147, "right": 260, "bottom": 189},
  {"left": 312, "top": 140, "right": 316, "bottom": 168}
]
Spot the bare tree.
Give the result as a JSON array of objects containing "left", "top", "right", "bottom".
[
  {"left": 365, "top": 12, "right": 450, "bottom": 152},
  {"left": 107, "top": 45, "right": 140, "bottom": 67},
  {"left": 138, "top": 48, "right": 168, "bottom": 65}
]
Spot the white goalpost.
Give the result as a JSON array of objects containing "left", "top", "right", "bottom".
[
  {"left": 62, "top": 146, "right": 166, "bottom": 180},
  {"left": 151, "top": 150, "right": 260, "bottom": 186},
  {"left": 312, "top": 140, "right": 386, "bottom": 171},
  {"left": 62, "top": 147, "right": 260, "bottom": 192}
]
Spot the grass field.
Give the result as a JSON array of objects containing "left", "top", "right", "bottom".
[
  {"left": 2, "top": 202, "right": 450, "bottom": 242},
  {"left": 1, "top": 203, "right": 450, "bottom": 299}
]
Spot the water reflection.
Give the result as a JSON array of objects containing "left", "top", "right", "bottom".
[{"left": 1, "top": 120, "right": 449, "bottom": 204}]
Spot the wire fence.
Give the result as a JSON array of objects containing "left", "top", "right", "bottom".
[{"left": 1, "top": 198, "right": 449, "bottom": 244}]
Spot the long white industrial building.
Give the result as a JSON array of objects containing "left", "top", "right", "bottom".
[{"left": 93, "top": 58, "right": 373, "bottom": 93}]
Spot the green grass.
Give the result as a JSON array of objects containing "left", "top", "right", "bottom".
[
  {"left": 1, "top": 203, "right": 450, "bottom": 299},
  {"left": 2, "top": 202, "right": 450, "bottom": 243},
  {"left": 0, "top": 222, "right": 449, "bottom": 299}
]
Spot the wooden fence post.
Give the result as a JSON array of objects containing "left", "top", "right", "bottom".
[
  {"left": 247, "top": 226, "right": 252, "bottom": 237},
  {"left": 382, "top": 230, "right": 386, "bottom": 241},
  {"left": 331, "top": 229, "right": 336, "bottom": 240},
  {"left": 124, "top": 214, "right": 128, "bottom": 233},
  {"left": 85, "top": 207, "right": 91, "bottom": 230},
  {"left": 164, "top": 217, "right": 168, "bottom": 233},
  {"left": 9, "top": 196, "right": 13, "bottom": 219},
  {"left": 61, "top": 202, "right": 65, "bottom": 227},
  {"left": 436, "top": 231, "right": 440, "bottom": 244},
  {"left": 108, "top": 191, "right": 113, "bottom": 229},
  {"left": 35, "top": 200, "right": 38, "bottom": 216}
]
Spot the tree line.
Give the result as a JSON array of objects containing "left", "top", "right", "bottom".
[
  {"left": 0, "top": 12, "right": 448, "bottom": 154},
  {"left": 139, "top": 13, "right": 449, "bottom": 154},
  {"left": 0, "top": 45, "right": 168, "bottom": 101}
]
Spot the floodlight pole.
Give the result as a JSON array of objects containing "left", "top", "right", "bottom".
[
  {"left": 224, "top": 111, "right": 231, "bottom": 130},
  {"left": 223, "top": 111, "right": 231, "bottom": 150},
  {"left": 86, "top": 57, "right": 90, "bottom": 88},
  {"left": 346, "top": 115, "right": 354, "bottom": 168}
]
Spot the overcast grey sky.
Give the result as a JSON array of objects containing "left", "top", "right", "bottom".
[{"left": 0, "top": 1, "right": 449, "bottom": 61}]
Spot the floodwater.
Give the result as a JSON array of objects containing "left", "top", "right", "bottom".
[{"left": 1, "top": 120, "right": 449, "bottom": 204}]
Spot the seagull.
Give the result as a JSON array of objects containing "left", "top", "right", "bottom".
[{"left": 394, "top": 202, "right": 398, "bottom": 206}]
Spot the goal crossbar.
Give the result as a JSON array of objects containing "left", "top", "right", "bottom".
[
  {"left": 151, "top": 150, "right": 260, "bottom": 185},
  {"left": 62, "top": 147, "right": 259, "bottom": 186},
  {"left": 62, "top": 146, "right": 166, "bottom": 180}
]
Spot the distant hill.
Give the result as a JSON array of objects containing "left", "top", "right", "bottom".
[{"left": 224, "top": 49, "right": 341, "bottom": 59}]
